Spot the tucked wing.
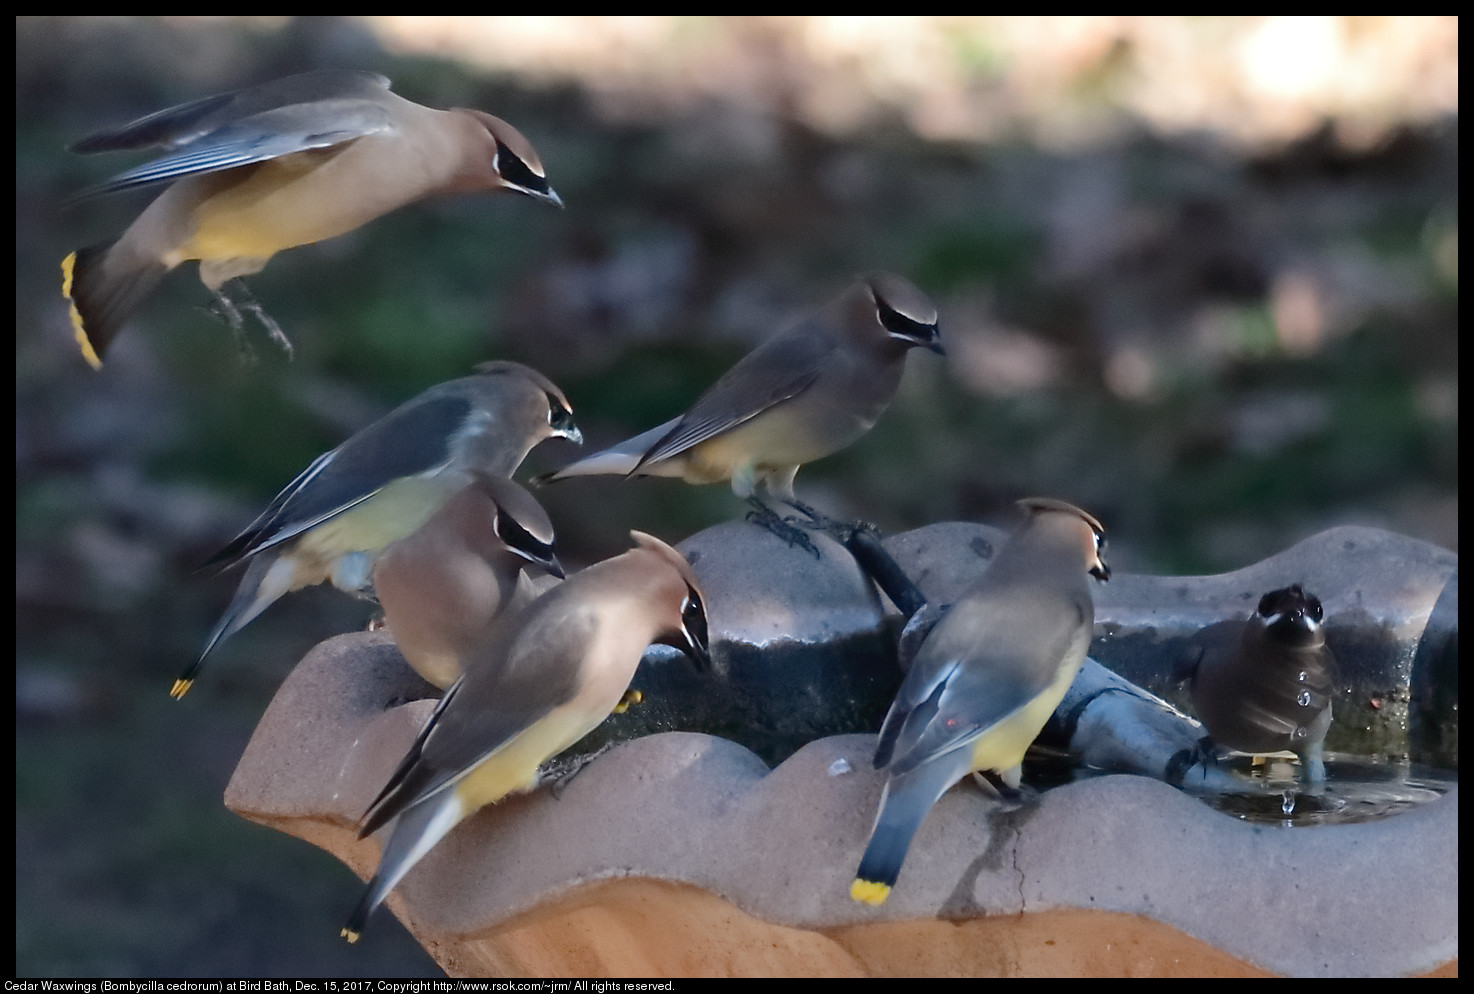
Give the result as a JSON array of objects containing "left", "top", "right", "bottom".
[
  {"left": 203, "top": 389, "right": 478, "bottom": 568},
  {"left": 635, "top": 326, "right": 833, "bottom": 469},
  {"left": 358, "top": 604, "right": 596, "bottom": 835},
  {"left": 71, "top": 71, "right": 397, "bottom": 195},
  {"left": 881, "top": 590, "right": 1089, "bottom": 777}
]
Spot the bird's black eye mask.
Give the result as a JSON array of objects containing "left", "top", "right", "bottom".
[
  {"left": 546, "top": 394, "right": 576, "bottom": 432},
  {"left": 1090, "top": 531, "right": 1111, "bottom": 582},
  {"left": 493, "top": 509, "right": 556, "bottom": 568},
  {"left": 682, "top": 587, "right": 709, "bottom": 654},
  {"left": 875, "top": 296, "right": 935, "bottom": 343},
  {"left": 496, "top": 140, "right": 551, "bottom": 197},
  {"left": 1257, "top": 584, "right": 1321, "bottom": 619}
]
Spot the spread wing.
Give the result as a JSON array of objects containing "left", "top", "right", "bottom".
[{"left": 71, "top": 70, "right": 396, "bottom": 196}]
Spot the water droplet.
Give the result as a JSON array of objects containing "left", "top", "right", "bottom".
[
  {"left": 1293, "top": 725, "right": 1308, "bottom": 739},
  {"left": 1282, "top": 790, "right": 1296, "bottom": 816},
  {"left": 1298, "top": 671, "right": 1309, "bottom": 683},
  {"left": 1297, "top": 690, "right": 1313, "bottom": 707},
  {"left": 828, "top": 758, "right": 851, "bottom": 777}
]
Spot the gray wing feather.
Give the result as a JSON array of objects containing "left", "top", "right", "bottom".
[
  {"left": 362, "top": 605, "right": 597, "bottom": 831},
  {"left": 883, "top": 592, "right": 1087, "bottom": 777},
  {"left": 637, "top": 328, "right": 833, "bottom": 467},
  {"left": 79, "top": 104, "right": 394, "bottom": 195},
  {"left": 71, "top": 70, "right": 391, "bottom": 153},
  {"left": 205, "top": 389, "right": 476, "bottom": 567}
]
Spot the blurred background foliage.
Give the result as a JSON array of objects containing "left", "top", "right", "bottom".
[{"left": 15, "top": 16, "right": 1457, "bottom": 977}]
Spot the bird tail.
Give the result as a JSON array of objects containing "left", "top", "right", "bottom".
[
  {"left": 173, "top": 553, "right": 292, "bottom": 699},
  {"left": 61, "top": 242, "right": 167, "bottom": 369},
  {"left": 340, "top": 876, "right": 381, "bottom": 944},
  {"left": 533, "top": 448, "right": 643, "bottom": 485},
  {"left": 532, "top": 418, "right": 683, "bottom": 486},
  {"left": 342, "top": 793, "right": 466, "bottom": 943},
  {"left": 852, "top": 761, "right": 962, "bottom": 905}
]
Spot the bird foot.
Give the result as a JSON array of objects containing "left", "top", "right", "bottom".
[
  {"left": 783, "top": 498, "right": 882, "bottom": 545},
  {"left": 612, "top": 688, "right": 644, "bottom": 715},
  {"left": 745, "top": 499, "right": 821, "bottom": 559},
  {"left": 206, "top": 280, "right": 295, "bottom": 362},
  {"left": 970, "top": 771, "right": 1033, "bottom": 805},
  {"left": 544, "top": 743, "right": 617, "bottom": 798},
  {"left": 1166, "top": 736, "right": 1222, "bottom": 788}
]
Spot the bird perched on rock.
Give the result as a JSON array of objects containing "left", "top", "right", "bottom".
[
  {"left": 177, "top": 361, "right": 580, "bottom": 699},
  {"left": 61, "top": 69, "right": 562, "bottom": 368},
  {"left": 340, "top": 530, "right": 709, "bottom": 942},
  {"left": 852, "top": 498, "right": 1109, "bottom": 906},
  {"left": 537, "top": 274, "right": 942, "bottom": 554},
  {"left": 1177, "top": 584, "right": 1336, "bottom": 783},
  {"left": 373, "top": 472, "right": 563, "bottom": 690}
]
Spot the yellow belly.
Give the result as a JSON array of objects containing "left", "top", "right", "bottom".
[
  {"left": 453, "top": 706, "right": 611, "bottom": 811},
  {"left": 290, "top": 476, "right": 460, "bottom": 577},
  {"left": 969, "top": 650, "right": 1086, "bottom": 776}
]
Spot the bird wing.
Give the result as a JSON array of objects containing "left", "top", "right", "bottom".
[
  {"left": 71, "top": 71, "right": 397, "bottom": 195},
  {"left": 882, "top": 591, "right": 1088, "bottom": 778},
  {"left": 202, "top": 389, "right": 478, "bottom": 569},
  {"left": 358, "top": 604, "right": 596, "bottom": 835},
  {"left": 634, "top": 326, "right": 833, "bottom": 469},
  {"left": 1173, "top": 619, "right": 1240, "bottom": 686}
]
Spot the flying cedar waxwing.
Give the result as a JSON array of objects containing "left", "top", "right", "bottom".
[
  {"left": 1179, "top": 584, "right": 1336, "bottom": 783},
  {"left": 373, "top": 471, "right": 563, "bottom": 690},
  {"left": 61, "top": 69, "right": 562, "bottom": 368},
  {"left": 537, "top": 274, "right": 942, "bottom": 550},
  {"left": 176, "top": 361, "right": 581, "bottom": 699},
  {"left": 852, "top": 498, "right": 1110, "bottom": 906},
  {"left": 340, "top": 530, "right": 710, "bottom": 943}
]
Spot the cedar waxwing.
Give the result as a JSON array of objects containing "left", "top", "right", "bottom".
[
  {"left": 340, "top": 530, "right": 709, "bottom": 942},
  {"left": 176, "top": 361, "right": 581, "bottom": 699},
  {"left": 537, "top": 274, "right": 942, "bottom": 551},
  {"left": 852, "top": 498, "right": 1110, "bottom": 906},
  {"left": 373, "top": 471, "right": 563, "bottom": 690},
  {"left": 1178, "top": 584, "right": 1335, "bottom": 783},
  {"left": 61, "top": 69, "right": 561, "bottom": 368}
]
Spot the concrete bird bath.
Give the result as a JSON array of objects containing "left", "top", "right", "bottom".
[{"left": 225, "top": 523, "right": 1457, "bottom": 977}]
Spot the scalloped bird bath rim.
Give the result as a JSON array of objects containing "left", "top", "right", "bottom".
[{"left": 225, "top": 523, "right": 1457, "bottom": 977}]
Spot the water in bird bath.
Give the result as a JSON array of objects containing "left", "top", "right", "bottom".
[{"left": 1189, "top": 753, "right": 1455, "bottom": 827}]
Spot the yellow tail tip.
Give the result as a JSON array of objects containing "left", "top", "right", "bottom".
[
  {"left": 340, "top": 927, "right": 361, "bottom": 944},
  {"left": 850, "top": 879, "right": 891, "bottom": 905},
  {"left": 169, "top": 678, "right": 193, "bottom": 700},
  {"left": 60, "top": 252, "right": 102, "bottom": 370}
]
